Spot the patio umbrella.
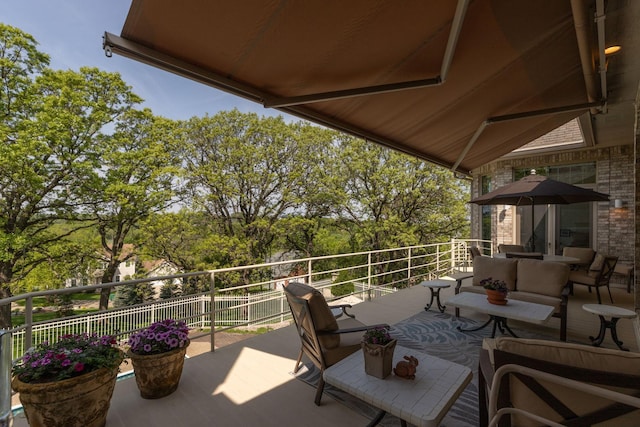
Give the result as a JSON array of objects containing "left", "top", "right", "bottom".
[{"left": 469, "top": 171, "right": 609, "bottom": 251}]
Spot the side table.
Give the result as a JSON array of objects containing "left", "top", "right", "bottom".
[
  {"left": 448, "top": 272, "right": 473, "bottom": 317},
  {"left": 583, "top": 304, "right": 638, "bottom": 351},
  {"left": 420, "top": 280, "right": 451, "bottom": 313}
]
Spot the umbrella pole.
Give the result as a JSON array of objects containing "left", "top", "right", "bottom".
[{"left": 531, "top": 205, "right": 535, "bottom": 252}]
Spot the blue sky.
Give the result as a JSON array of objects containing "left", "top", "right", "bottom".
[{"left": 2, "top": 0, "right": 284, "bottom": 121}]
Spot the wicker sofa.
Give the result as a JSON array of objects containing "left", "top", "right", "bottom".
[{"left": 457, "top": 256, "right": 571, "bottom": 341}]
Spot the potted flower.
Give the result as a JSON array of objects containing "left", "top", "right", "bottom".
[
  {"left": 361, "top": 326, "right": 396, "bottom": 379},
  {"left": 11, "top": 333, "right": 124, "bottom": 427},
  {"left": 126, "top": 319, "right": 190, "bottom": 399},
  {"left": 481, "top": 277, "right": 509, "bottom": 305}
]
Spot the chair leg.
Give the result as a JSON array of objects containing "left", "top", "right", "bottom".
[
  {"left": 314, "top": 375, "right": 325, "bottom": 406},
  {"left": 293, "top": 349, "right": 304, "bottom": 373},
  {"left": 607, "top": 284, "right": 614, "bottom": 304},
  {"left": 595, "top": 287, "right": 602, "bottom": 304}
]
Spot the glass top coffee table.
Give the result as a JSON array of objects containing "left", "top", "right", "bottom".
[{"left": 323, "top": 345, "right": 472, "bottom": 427}]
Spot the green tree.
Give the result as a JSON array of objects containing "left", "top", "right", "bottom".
[
  {"left": 137, "top": 210, "right": 208, "bottom": 272},
  {"left": 113, "top": 282, "right": 155, "bottom": 308},
  {"left": 182, "top": 110, "right": 306, "bottom": 274},
  {"left": 0, "top": 25, "right": 139, "bottom": 327},
  {"left": 273, "top": 125, "right": 347, "bottom": 258},
  {"left": 159, "top": 280, "right": 180, "bottom": 299},
  {"left": 336, "top": 137, "right": 469, "bottom": 252},
  {"left": 85, "top": 109, "right": 181, "bottom": 310}
]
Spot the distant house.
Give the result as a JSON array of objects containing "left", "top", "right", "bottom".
[
  {"left": 141, "top": 259, "right": 183, "bottom": 297},
  {"left": 65, "top": 244, "right": 182, "bottom": 298},
  {"left": 267, "top": 251, "right": 306, "bottom": 290},
  {"left": 65, "top": 244, "right": 136, "bottom": 288}
]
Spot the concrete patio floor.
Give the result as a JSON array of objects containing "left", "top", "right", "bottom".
[{"left": 10, "top": 277, "right": 637, "bottom": 426}]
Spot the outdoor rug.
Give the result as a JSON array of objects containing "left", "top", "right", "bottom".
[{"left": 294, "top": 310, "right": 555, "bottom": 426}]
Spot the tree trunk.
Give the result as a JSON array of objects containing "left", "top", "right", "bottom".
[
  {"left": 0, "top": 270, "right": 14, "bottom": 329},
  {"left": 98, "top": 288, "right": 111, "bottom": 311},
  {"left": 98, "top": 264, "right": 118, "bottom": 311}
]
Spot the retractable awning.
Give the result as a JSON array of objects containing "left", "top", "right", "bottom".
[{"left": 104, "top": 0, "right": 623, "bottom": 175}]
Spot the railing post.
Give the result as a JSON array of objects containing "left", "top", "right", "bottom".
[
  {"left": 210, "top": 272, "right": 215, "bottom": 353},
  {"left": 367, "top": 252, "right": 372, "bottom": 301},
  {"left": 200, "top": 295, "right": 206, "bottom": 330},
  {"left": 0, "top": 330, "right": 11, "bottom": 427},
  {"left": 25, "top": 297, "right": 33, "bottom": 350},
  {"left": 407, "top": 247, "right": 412, "bottom": 285},
  {"left": 307, "top": 259, "right": 312, "bottom": 285}
]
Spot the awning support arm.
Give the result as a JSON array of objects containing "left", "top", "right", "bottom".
[{"left": 451, "top": 101, "right": 604, "bottom": 172}]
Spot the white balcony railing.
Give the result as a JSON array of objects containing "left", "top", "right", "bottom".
[{"left": 0, "top": 238, "right": 491, "bottom": 426}]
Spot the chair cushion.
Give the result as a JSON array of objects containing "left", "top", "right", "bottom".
[
  {"left": 562, "top": 247, "right": 595, "bottom": 266},
  {"left": 516, "top": 259, "right": 569, "bottom": 297},
  {"left": 498, "top": 244, "right": 525, "bottom": 253},
  {"left": 569, "top": 270, "right": 598, "bottom": 286},
  {"left": 322, "top": 317, "right": 366, "bottom": 366},
  {"left": 484, "top": 337, "right": 640, "bottom": 374},
  {"left": 472, "top": 256, "right": 518, "bottom": 291},
  {"left": 484, "top": 337, "right": 640, "bottom": 426},
  {"left": 589, "top": 253, "right": 605, "bottom": 271},
  {"left": 285, "top": 282, "right": 340, "bottom": 348}
]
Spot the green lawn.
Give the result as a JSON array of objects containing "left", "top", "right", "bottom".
[
  {"left": 11, "top": 308, "right": 97, "bottom": 326},
  {"left": 13, "top": 292, "right": 102, "bottom": 307}
]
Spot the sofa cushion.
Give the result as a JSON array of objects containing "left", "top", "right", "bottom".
[
  {"left": 285, "top": 282, "right": 339, "bottom": 348},
  {"left": 472, "top": 256, "right": 518, "bottom": 291},
  {"left": 516, "top": 258, "right": 569, "bottom": 297}
]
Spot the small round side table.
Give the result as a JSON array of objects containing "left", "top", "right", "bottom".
[
  {"left": 420, "top": 280, "right": 451, "bottom": 313},
  {"left": 582, "top": 304, "right": 637, "bottom": 351}
]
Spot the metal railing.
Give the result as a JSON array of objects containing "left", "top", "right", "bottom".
[{"left": 0, "top": 238, "right": 490, "bottom": 417}]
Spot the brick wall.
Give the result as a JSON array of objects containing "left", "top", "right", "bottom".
[{"left": 471, "top": 145, "right": 634, "bottom": 263}]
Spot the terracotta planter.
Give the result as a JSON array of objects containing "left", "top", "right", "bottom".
[
  {"left": 362, "top": 339, "right": 397, "bottom": 379},
  {"left": 11, "top": 366, "right": 119, "bottom": 427},
  {"left": 486, "top": 289, "right": 508, "bottom": 305},
  {"left": 127, "top": 341, "right": 189, "bottom": 399}
]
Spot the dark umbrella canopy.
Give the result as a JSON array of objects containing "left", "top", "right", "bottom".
[
  {"left": 470, "top": 174, "right": 610, "bottom": 206},
  {"left": 469, "top": 172, "right": 609, "bottom": 251}
]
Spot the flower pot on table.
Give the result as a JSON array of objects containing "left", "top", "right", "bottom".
[
  {"left": 486, "top": 289, "right": 508, "bottom": 305},
  {"left": 362, "top": 339, "right": 397, "bottom": 379}
]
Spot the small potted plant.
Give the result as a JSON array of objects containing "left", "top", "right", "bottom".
[
  {"left": 126, "top": 319, "right": 190, "bottom": 399},
  {"left": 11, "top": 333, "right": 124, "bottom": 427},
  {"left": 480, "top": 277, "right": 509, "bottom": 305},
  {"left": 361, "top": 326, "right": 396, "bottom": 379}
]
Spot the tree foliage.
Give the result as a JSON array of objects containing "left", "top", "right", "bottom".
[
  {"left": 0, "top": 24, "right": 141, "bottom": 327},
  {"left": 1, "top": 24, "right": 472, "bottom": 325}
]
